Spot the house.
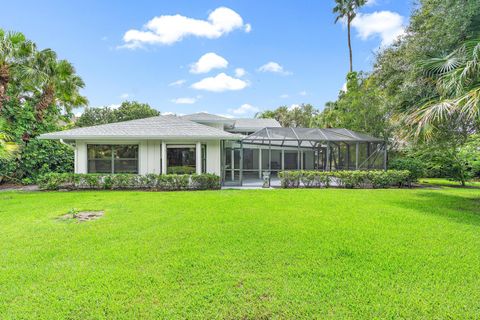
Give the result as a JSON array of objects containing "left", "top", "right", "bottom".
[{"left": 39, "top": 112, "right": 386, "bottom": 186}]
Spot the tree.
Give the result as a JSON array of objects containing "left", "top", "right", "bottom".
[
  {"left": 316, "top": 72, "right": 392, "bottom": 139},
  {"left": 0, "top": 30, "right": 86, "bottom": 183},
  {"left": 405, "top": 38, "right": 480, "bottom": 139},
  {"left": 76, "top": 101, "right": 159, "bottom": 127},
  {"left": 0, "top": 30, "right": 34, "bottom": 110},
  {"left": 256, "top": 104, "right": 319, "bottom": 127},
  {"left": 333, "top": 0, "right": 366, "bottom": 72},
  {"left": 114, "top": 101, "right": 159, "bottom": 122},
  {"left": 75, "top": 106, "right": 117, "bottom": 127},
  {"left": 20, "top": 49, "right": 87, "bottom": 121}
]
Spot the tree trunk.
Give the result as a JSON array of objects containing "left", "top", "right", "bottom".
[
  {"left": 35, "top": 85, "right": 55, "bottom": 121},
  {"left": 347, "top": 16, "right": 353, "bottom": 73},
  {"left": 0, "top": 64, "right": 10, "bottom": 111}
]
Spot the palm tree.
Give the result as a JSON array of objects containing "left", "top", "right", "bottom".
[
  {"left": 20, "top": 48, "right": 87, "bottom": 121},
  {"left": 0, "top": 29, "right": 35, "bottom": 111},
  {"left": 406, "top": 38, "right": 480, "bottom": 139},
  {"left": 333, "top": 0, "right": 367, "bottom": 72}
]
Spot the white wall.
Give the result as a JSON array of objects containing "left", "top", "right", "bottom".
[
  {"left": 75, "top": 139, "right": 222, "bottom": 176},
  {"left": 206, "top": 140, "right": 221, "bottom": 175}
]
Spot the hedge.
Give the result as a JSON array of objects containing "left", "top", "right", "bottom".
[
  {"left": 38, "top": 173, "right": 221, "bottom": 191},
  {"left": 278, "top": 170, "right": 411, "bottom": 189}
]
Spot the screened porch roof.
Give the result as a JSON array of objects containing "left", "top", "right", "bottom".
[{"left": 241, "top": 127, "right": 384, "bottom": 148}]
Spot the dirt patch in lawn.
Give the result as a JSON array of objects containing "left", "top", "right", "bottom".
[{"left": 59, "top": 210, "right": 104, "bottom": 222}]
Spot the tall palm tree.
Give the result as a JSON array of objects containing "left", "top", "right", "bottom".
[
  {"left": 0, "top": 29, "right": 35, "bottom": 111},
  {"left": 21, "top": 48, "right": 87, "bottom": 121},
  {"left": 333, "top": 0, "right": 367, "bottom": 73},
  {"left": 406, "top": 38, "right": 480, "bottom": 139}
]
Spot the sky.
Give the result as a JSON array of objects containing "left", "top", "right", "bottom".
[{"left": 0, "top": 0, "right": 413, "bottom": 117}]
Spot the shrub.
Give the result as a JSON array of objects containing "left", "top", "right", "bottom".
[
  {"left": 17, "top": 140, "right": 74, "bottom": 183},
  {"left": 389, "top": 158, "right": 425, "bottom": 185},
  {"left": 278, "top": 170, "right": 411, "bottom": 189},
  {"left": 38, "top": 173, "right": 222, "bottom": 191},
  {"left": 168, "top": 166, "right": 196, "bottom": 175},
  {"left": 38, "top": 172, "right": 73, "bottom": 190},
  {"left": 278, "top": 171, "right": 301, "bottom": 188},
  {"left": 138, "top": 174, "right": 158, "bottom": 189},
  {"left": 191, "top": 174, "right": 221, "bottom": 190}
]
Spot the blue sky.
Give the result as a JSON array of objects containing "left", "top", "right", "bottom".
[{"left": 0, "top": 0, "right": 412, "bottom": 117}]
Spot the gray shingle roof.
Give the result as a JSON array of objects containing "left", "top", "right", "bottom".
[
  {"left": 39, "top": 115, "right": 241, "bottom": 140},
  {"left": 181, "top": 112, "right": 233, "bottom": 122},
  {"left": 231, "top": 118, "right": 281, "bottom": 132}
]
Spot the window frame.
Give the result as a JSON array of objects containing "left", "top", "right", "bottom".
[{"left": 87, "top": 144, "right": 139, "bottom": 174}]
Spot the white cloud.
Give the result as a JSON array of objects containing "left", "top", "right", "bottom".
[
  {"left": 190, "top": 52, "right": 228, "bottom": 74},
  {"left": 280, "top": 94, "right": 289, "bottom": 99},
  {"left": 257, "top": 61, "right": 291, "bottom": 75},
  {"left": 352, "top": 11, "right": 406, "bottom": 46},
  {"left": 122, "top": 7, "right": 250, "bottom": 48},
  {"left": 171, "top": 97, "right": 198, "bottom": 104},
  {"left": 234, "top": 68, "right": 246, "bottom": 77},
  {"left": 366, "top": 0, "right": 377, "bottom": 6},
  {"left": 341, "top": 82, "right": 347, "bottom": 92},
  {"left": 120, "top": 93, "right": 130, "bottom": 99},
  {"left": 229, "top": 103, "right": 259, "bottom": 115},
  {"left": 168, "top": 79, "right": 186, "bottom": 87},
  {"left": 244, "top": 23, "right": 252, "bottom": 33},
  {"left": 191, "top": 73, "right": 248, "bottom": 92},
  {"left": 299, "top": 90, "right": 307, "bottom": 96}
]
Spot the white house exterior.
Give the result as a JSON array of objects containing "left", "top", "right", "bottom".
[
  {"left": 39, "top": 113, "right": 280, "bottom": 179},
  {"left": 39, "top": 112, "right": 386, "bottom": 186}
]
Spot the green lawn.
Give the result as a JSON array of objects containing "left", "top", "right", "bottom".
[
  {"left": 1, "top": 188, "right": 480, "bottom": 319},
  {"left": 419, "top": 177, "right": 480, "bottom": 188}
]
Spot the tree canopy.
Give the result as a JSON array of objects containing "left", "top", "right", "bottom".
[{"left": 76, "top": 101, "right": 160, "bottom": 127}]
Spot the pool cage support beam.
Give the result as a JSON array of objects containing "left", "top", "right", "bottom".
[{"left": 355, "top": 142, "right": 359, "bottom": 170}]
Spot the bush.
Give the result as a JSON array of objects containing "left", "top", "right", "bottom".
[
  {"left": 37, "top": 172, "right": 73, "bottom": 190},
  {"left": 278, "top": 170, "right": 411, "bottom": 189},
  {"left": 191, "top": 174, "right": 221, "bottom": 190},
  {"left": 389, "top": 158, "right": 425, "bottom": 185},
  {"left": 278, "top": 171, "right": 301, "bottom": 188},
  {"left": 38, "top": 173, "right": 222, "bottom": 191},
  {"left": 168, "top": 166, "right": 196, "bottom": 174}
]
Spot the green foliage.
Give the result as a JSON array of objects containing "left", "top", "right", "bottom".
[
  {"left": 256, "top": 104, "right": 319, "bottom": 127},
  {"left": 168, "top": 166, "right": 196, "bottom": 175},
  {"left": 38, "top": 173, "right": 221, "bottom": 191},
  {"left": 17, "top": 140, "right": 73, "bottom": 181},
  {"left": 389, "top": 157, "right": 425, "bottom": 185},
  {"left": 0, "top": 28, "right": 86, "bottom": 183},
  {"left": 76, "top": 101, "right": 159, "bottom": 127},
  {"left": 191, "top": 173, "right": 221, "bottom": 190},
  {"left": 316, "top": 72, "right": 391, "bottom": 140},
  {"left": 279, "top": 170, "right": 410, "bottom": 189}
]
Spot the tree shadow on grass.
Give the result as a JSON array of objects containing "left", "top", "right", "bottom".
[{"left": 390, "top": 190, "right": 480, "bottom": 227}]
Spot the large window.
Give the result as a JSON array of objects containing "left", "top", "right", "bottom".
[
  {"left": 167, "top": 147, "right": 196, "bottom": 174},
  {"left": 88, "top": 144, "right": 138, "bottom": 174}
]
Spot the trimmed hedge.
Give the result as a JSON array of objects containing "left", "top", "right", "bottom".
[
  {"left": 278, "top": 170, "right": 411, "bottom": 189},
  {"left": 38, "top": 173, "right": 221, "bottom": 191}
]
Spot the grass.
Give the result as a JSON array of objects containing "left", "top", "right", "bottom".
[
  {"left": 1, "top": 188, "right": 480, "bottom": 319},
  {"left": 419, "top": 177, "right": 480, "bottom": 188}
]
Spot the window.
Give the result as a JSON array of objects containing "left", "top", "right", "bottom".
[
  {"left": 167, "top": 147, "right": 196, "bottom": 174},
  {"left": 88, "top": 144, "right": 138, "bottom": 174}
]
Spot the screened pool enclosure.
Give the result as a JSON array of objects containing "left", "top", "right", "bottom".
[{"left": 221, "top": 127, "right": 387, "bottom": 186}]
